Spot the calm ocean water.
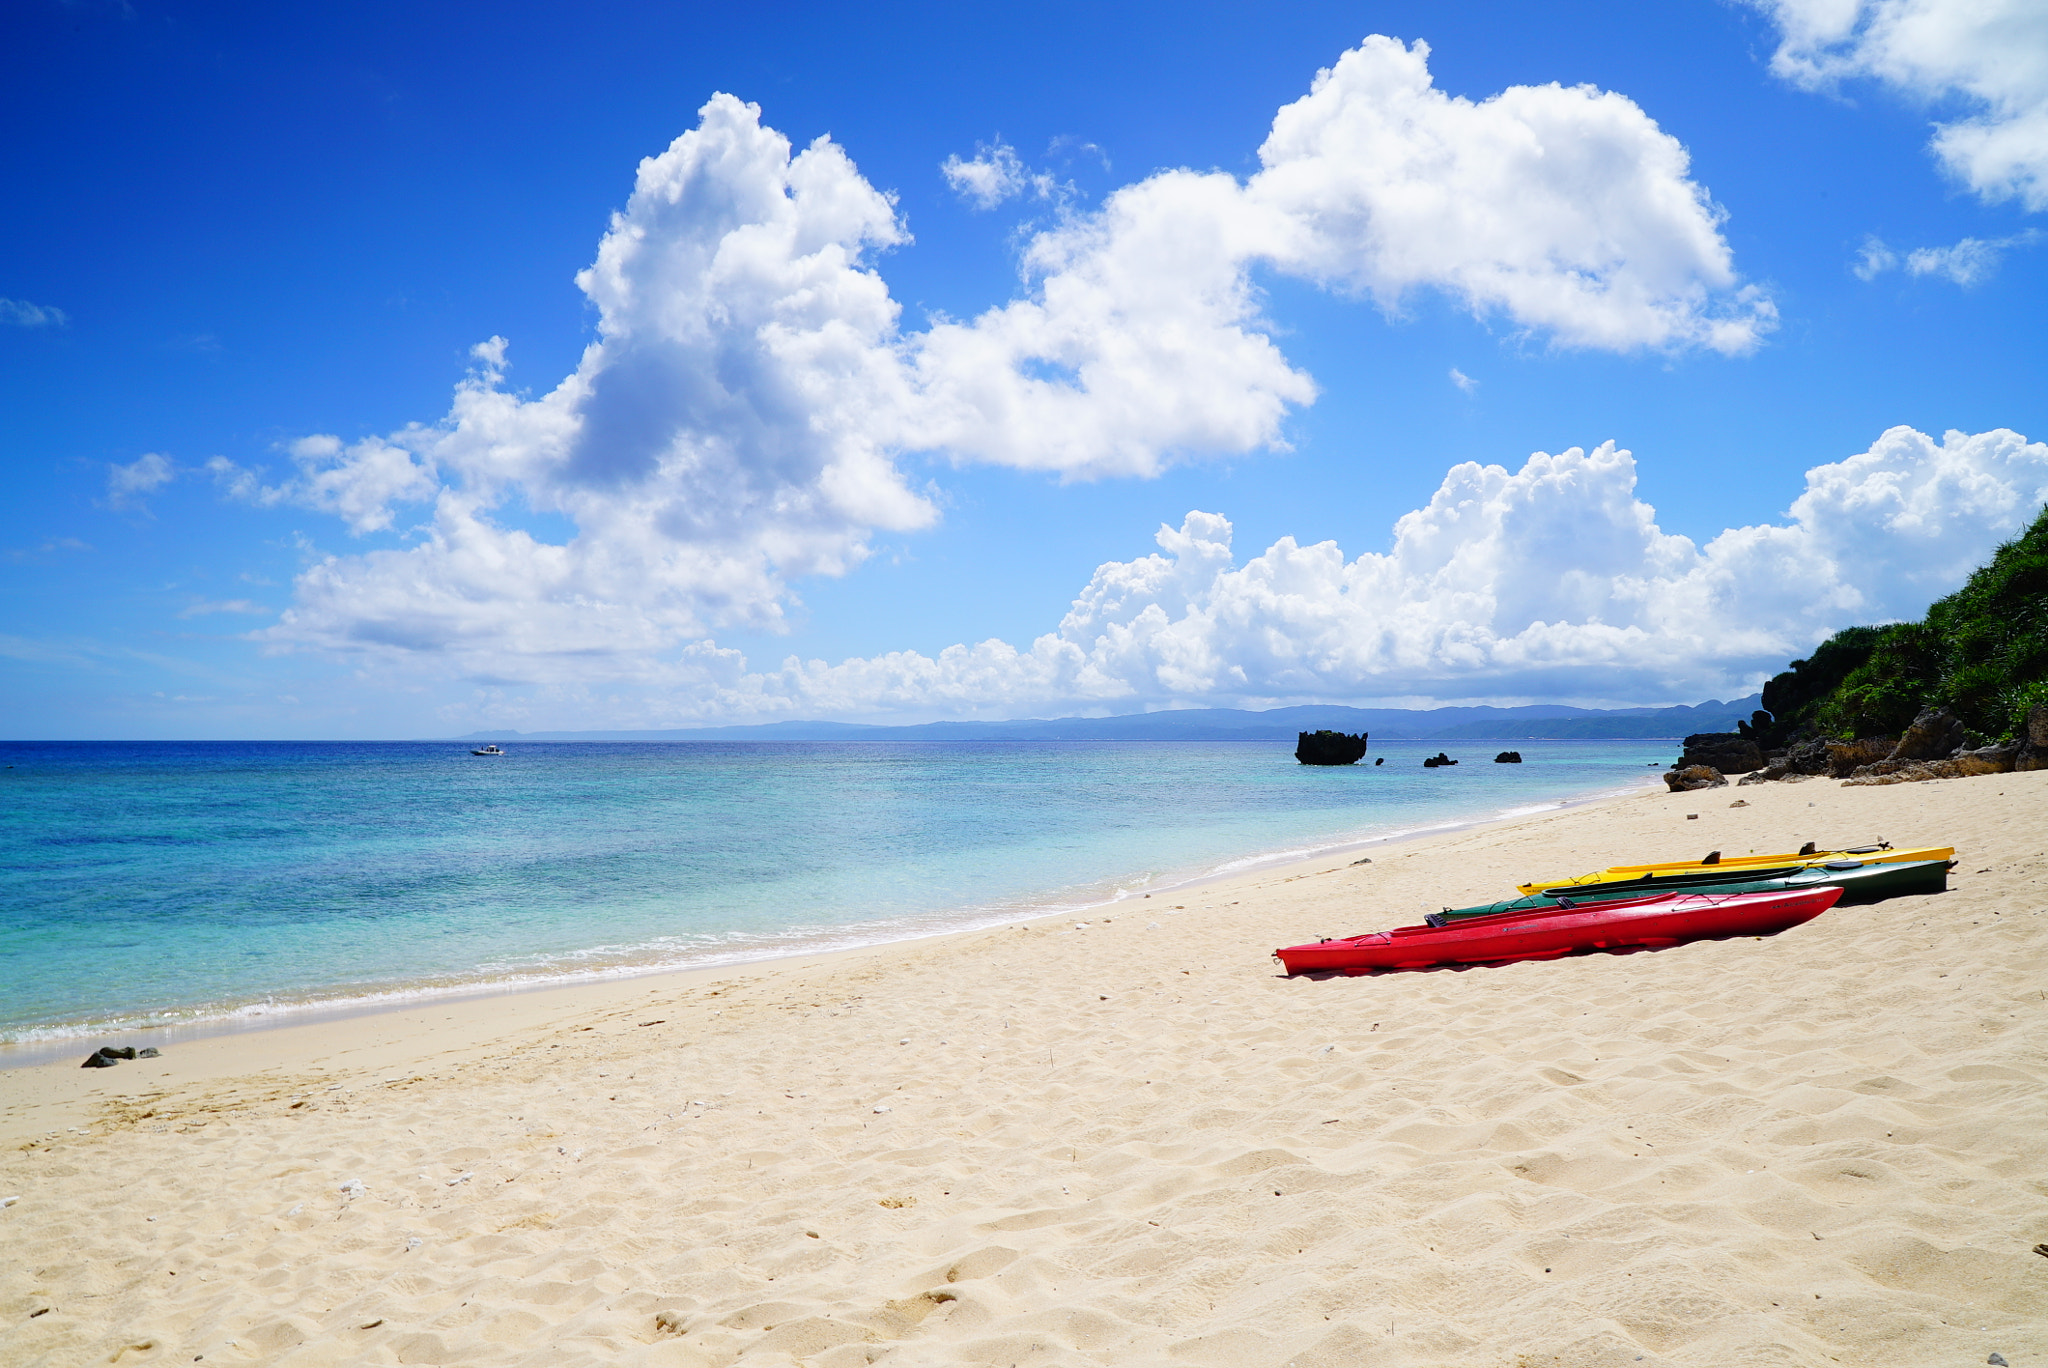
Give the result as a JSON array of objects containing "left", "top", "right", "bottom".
[{"left": 0, "top": 737, "right": 1669, "bottom": 1049}]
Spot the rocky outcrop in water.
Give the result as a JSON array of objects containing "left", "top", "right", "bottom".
[
  {"left": 1493, "top": 751, "right": 1522, "bottom": 763},
  {"left": 1295, "top": 730, "right": 1369, "bottom": 765},
  {"left": 1421, "top": 752, "right": 1458, "bottom": 768}
]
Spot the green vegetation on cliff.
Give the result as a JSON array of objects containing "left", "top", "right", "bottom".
[{"left": 1762, "top": 504, "right": 2048, "bottom": 742}]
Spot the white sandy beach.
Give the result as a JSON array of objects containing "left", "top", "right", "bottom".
[{"left": 4, "top": 771, "right": 2046, "bottom": 1367}]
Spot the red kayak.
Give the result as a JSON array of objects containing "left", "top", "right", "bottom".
[{"left": 1274, "top": 886, "right": 1843, "bottom": 975}]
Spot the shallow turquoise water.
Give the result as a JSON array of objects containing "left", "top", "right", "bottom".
[{"left": 0, "top": 738, "right": 1670, "bottom": 1042}]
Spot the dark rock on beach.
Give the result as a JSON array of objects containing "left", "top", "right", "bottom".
[
  {"left": 1493, "top": 751, "right": 1522, "bottom": 763},
  {"left": 1676, "top": 732, "right": 1765, "bottom": 775},
  {"left": 1844, "top": 739, "right": 2022, "bottom": 785},
  {"left": 1295, "top": 730, "right": 1369, "bottom": 765},
  {"left": 1779, "top": 737, "right": 1834, "bottom": 775},
  {"left": 1738, "top": 737, "right": 1835, "bottom": 784},
  {"left": 1835, "top": 704, "right": 2030, "bottom": 785},
  {"left": 1663, "top": 764, "right": 1728, "bottom": 792},
  {"left": 81, "top": 1051, "right": 116, "bottom": 1068},
  {"left": 2016, "top": 703, "right": 2048, "bottom": 772},
  {"left": 1825, "top": 735, "right": 1896, "bottom": 778},
  {"left": 1889, "top": 706, "right": 1968, "bottom": 762}
]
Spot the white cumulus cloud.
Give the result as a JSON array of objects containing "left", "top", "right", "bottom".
[
  {"left": 209, "top": 433, "right": 438, "bottom": 534},
  {"left": 250, "top": 39, "right": 1771, "bottom": 676},
  {"left": 1753, "top": 0, "right": 2048, "bottom": 210},
  {"left": 678, "top": 423, "right": 2044, "bottom": 719},
  {"left": 431, "top": 424, "right": 2048, "bottom": 726},
  {"left": 1246, "top": 37, "right": 1773, "bottom": 353},
  {"left": 270, "top": 98, "right": 934, "bottom": 662},
  {"left": 106, "top": 452, "right": 177, "bottom": 512},
  {"left": 940, "top": 140, "right": 1065, "bottom": 209}
]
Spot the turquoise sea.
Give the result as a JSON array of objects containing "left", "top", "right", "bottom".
[{"left": 0, "top": 738, "right": 1669, "bottom": 1054}]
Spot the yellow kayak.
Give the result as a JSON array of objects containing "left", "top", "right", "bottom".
[{"left": 1516, "top": 843, "right": 1956, "bottom": 895}]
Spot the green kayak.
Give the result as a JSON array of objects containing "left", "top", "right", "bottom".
[{"left": 1433, "top": 857, "right": 1953, "bottom": 924}]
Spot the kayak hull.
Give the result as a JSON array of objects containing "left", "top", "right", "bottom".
[
  {"left": 1276, "top": 887, "right": 1843, "bottom": 975},
  {"left": 1447, "top": 858, "right": 1950, "bottom": 922},
  {"left": 1517, "top": 845, "right": 1954, "bottom": 895}
]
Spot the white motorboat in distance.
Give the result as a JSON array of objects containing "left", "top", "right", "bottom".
[{"left": 471, "top": 744, "right": 506, "bottom": 756}]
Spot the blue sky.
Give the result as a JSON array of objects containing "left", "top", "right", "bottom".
[{"left": 4, "top": 0, "right": 2046, "bottom": 737}]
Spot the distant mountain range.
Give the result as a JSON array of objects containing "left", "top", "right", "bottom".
[{"left": 456, "top": 695, "right": 1761, "bottom": 743}]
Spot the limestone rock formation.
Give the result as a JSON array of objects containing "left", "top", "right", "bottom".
[
  {"left": 1842, "top": 743, "right": 2018, "bottom": 784},
  {"left": 1663, "top": 764, "right": 1728, "bottom": 792},
  {"left": 2016, "top": 704, "right": 2048, "bottom": 772},
  {"left": 1738, "top": 737, "right": 1832, "bottom": 784},
  {"left": 1493, "top": 751, "right": 1523, "bottom": 763},
  {"left": 1824, "top": 736, "right": 1895, "bottom": 778},
  {"left": 1887, "top": 707, "right": 1968, "bottom": 762},
  {"left": 1676, "top": 733, "right": 1764, "bottom": 775}
]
